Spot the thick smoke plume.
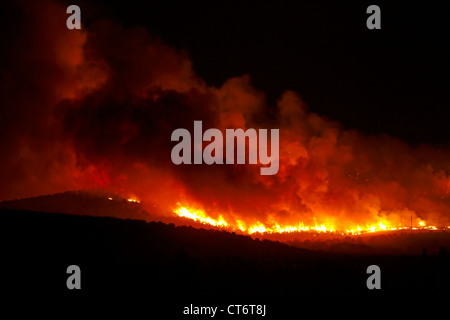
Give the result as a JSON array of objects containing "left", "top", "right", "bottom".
[{"left": 1, "top": 0, "right": 449, "bottom": 231}]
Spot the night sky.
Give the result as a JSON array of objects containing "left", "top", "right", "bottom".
[{"left": 75, "top": 0, "right": 450, "bottom": 146}]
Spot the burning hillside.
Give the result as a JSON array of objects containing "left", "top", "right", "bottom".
[
  {"left": 1, "top": 191, "right": 448, "bottom": 255},
  {"left": 173, "top": 203, "right": 450, "bottom": 236}
]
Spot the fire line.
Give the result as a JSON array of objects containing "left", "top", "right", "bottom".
[{"left": 173, "top": 203, "right": 447, "bottom": 236}]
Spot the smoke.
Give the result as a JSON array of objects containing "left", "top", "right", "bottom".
[{"left": 1, "top": 0, "right": 449, "bottom": 230}]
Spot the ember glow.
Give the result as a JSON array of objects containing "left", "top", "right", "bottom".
[{"left": 127, "top": 198, "right": 140, "bottom": 203}]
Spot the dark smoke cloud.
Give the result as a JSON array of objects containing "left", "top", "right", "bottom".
[{"left": 1, "top": 0, "right": 449, "bottom": 230}]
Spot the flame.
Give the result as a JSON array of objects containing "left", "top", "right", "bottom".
[
  {"left": 174, "top": 205, "right": 228, "bottom": 227},
  {"left": 173, "top": 203, "right": 443, "bottom": 235}
]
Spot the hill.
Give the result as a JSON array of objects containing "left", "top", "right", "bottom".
[{"left": 2, "top": 209, "right": 449, "bottom": 300}]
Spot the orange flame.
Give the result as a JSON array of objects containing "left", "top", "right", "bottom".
[
  {"left": 173, "top": 203, "right": 444, "bottom": 235},
  {"left": 127, "top": 198, "right": 140, "bottom": 203}
]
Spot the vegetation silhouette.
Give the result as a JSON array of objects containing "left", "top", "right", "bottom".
[{"left": 2, "top": 209, "right": 449, "bottom": 300}]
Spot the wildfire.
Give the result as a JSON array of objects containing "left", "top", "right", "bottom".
[
  {"left": 173, "top": 203, "right": 445, "bottom": 235},
  {"left": 174, "top": 206, "right": 228, "bottom": 227}
]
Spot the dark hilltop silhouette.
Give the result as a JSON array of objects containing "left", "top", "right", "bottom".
[{"left": 1, "top": 193, "right": 449, "bottom": 303}]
